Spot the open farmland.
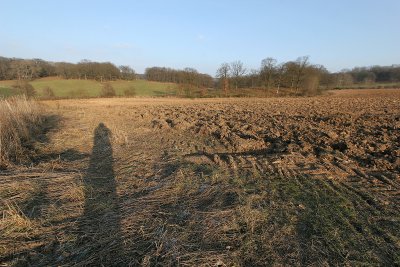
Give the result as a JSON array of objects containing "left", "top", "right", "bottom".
[{"left": 1, "top": 89, "right": 399, "bottom": 266}]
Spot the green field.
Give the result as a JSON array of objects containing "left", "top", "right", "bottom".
[{"left": 0, "top": 77, "right": 178, "bottom": 98}]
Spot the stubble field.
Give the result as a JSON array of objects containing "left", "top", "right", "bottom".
[{"left": 1, "top": 89, "right": 399, "bottom": 266}]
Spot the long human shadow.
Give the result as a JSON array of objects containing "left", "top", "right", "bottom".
[{"left": 77, "top": 123, "right": 123, "bottom": 265}]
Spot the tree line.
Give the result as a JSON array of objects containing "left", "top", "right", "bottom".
[
  {"left": 215, "top": 56, "right": 331, "bottom": 95},
  {"left": 214, "top": 58, "right": 400, "bottom": 94},
  {"left": 145, "top": 67, "right": 214, "bottom": 88},
  {"left": 1, "top": 55, "right": 399, "bottom": 94},
  {"left": 0, "top": 57, "right": 136, "bottom": 81},
  {"left": 331, "top": 65, "right": 400, "bottom": 87}
]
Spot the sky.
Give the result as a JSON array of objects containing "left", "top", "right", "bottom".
[{"left": 1, "top": 0, "right": 399, "bottom": 75}]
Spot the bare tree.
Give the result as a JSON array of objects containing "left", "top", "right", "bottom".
[
  {"left": 10, "top": 60, "right": 35, "bottom": 80},
  {"left": 230, "top": 61, "right": 246, "bottom": 89},
  {"left": 260, "top": 57, "right": 277, "bottom": 90},
  {"left": 294, "top": 56, "right": 309, "bottom": 93},
  {"left": 182, "top": 68, "right": 198, "bottom": 96},
  {"left": 216, "top": 63, "right": 230, "bottom": 79},
  {"left": 119, "top": 65, "right": 136, "bottom": 80},
  {"left": 249, "top": 69, "right": 259, "bottom": 88},
  {"left": 216, "top": 63, "right": 231, "bottom": 95},
  {"left": 275, "top": 63, "right": 286, "bottom": 94}
]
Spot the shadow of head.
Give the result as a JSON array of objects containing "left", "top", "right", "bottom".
[
  {"left": 89, "top": 123, "right": 113, "bottom": 176},
  {"left": 94, "top": 123, "right": 111, "bottom": 139},
  {"left": 92, "top": 123, "right": 112, "bottom": 151}
]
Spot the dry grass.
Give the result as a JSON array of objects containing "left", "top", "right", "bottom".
[
  {"left": 0, "top": 201, "right": 36, "bottom": 238},
  {"left": 0, "top": 96, "right": 44, "bottom": 168}
]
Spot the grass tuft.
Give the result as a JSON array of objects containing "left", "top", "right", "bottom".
[
  {"left": 0, "top": 96, "right": 44, "bottom": 168},
  {"left": 0, "top": 201, "right": 35, "bottom": 238}
]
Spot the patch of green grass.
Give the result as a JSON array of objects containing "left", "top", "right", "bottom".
[
  {"left": 0, "top": 86, "right": 15, "bottom": 97},
  {"left": 31, "top": 79, "right": 102, "bottom": 97},
  {"left": 0, "top": 81, "right": 18, "bottom": 97}
]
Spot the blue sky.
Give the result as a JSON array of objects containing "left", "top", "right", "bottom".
[{"left": 1, "top": 0, "right": 399, "bottom": 75}]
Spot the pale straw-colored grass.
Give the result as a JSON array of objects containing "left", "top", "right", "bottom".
[{"left": 0, "top": 96, "right": 43, "bottom": 168}]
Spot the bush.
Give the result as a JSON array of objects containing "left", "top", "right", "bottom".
[
  {"left": 43, "top": 86, "right": 55, "bottom": 98},
  {"left": 123, "top": 86, "right": 136, "bottom": 97},
  {"left": 178, "top": 83, "right": 193, "bottom": 98},
  {"left": 12, "top": 81, "right": 36, "bottom": 98},
  {"left": 68, "top": 88, "right": 89, "bottom": 98},
  {"left": 101, "top": 83, "right": 116, "bottom": 97}
]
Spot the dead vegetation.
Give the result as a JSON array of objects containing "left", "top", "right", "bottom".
[
  {"left": 1, "top": 90, "right": 399, "bottom": 266},
  {"left": 0, "top": 96, "right": 46, "bottom": 169}
]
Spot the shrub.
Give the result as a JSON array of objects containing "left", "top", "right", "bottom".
[
  {"left": 123, "top": 86, "right": 136, "bottom": 97},
  {"left": 12, "top": 81, "right": 36, "bottom": 98},
  {"left": 68, "top": 88, "right": 89, "bottom": 99},
  {"left": 178, "top": 84, "right": 193, "bottom": 98},
  {"left": 43, "top": 86, "right": 55, "bottom": 98},
  {"left": 101, "top": 83, "right": 116, "bottom": 97}
]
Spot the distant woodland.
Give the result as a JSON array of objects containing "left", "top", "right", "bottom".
[
  {"left": 0, "top": 57, "right": 135, "bottom": 82},
  {"left": 1, "top": 56, "right": 399, "bottom": 95}
]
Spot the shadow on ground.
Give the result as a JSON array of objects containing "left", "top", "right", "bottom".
[{"left": 73, "top": 123, "right": 124, "bottom": 265}]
